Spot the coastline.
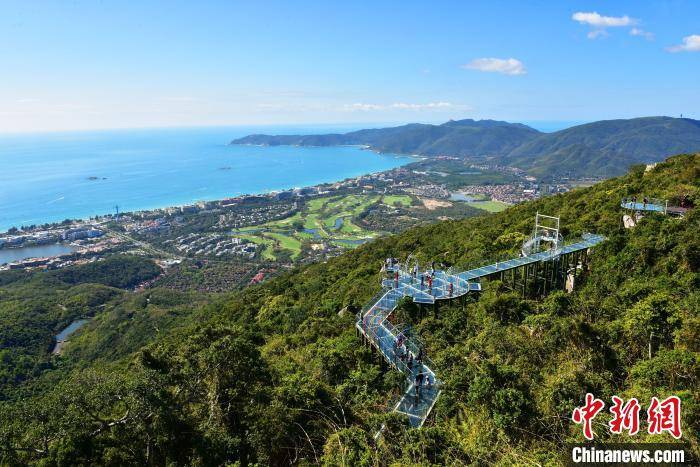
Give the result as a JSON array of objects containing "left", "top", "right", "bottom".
[
  {"left": 0, "top": 154, "right": 419, "bottom": 237},
  {"left": 0, "top": 131, "right": 417, "bottom": 233}
]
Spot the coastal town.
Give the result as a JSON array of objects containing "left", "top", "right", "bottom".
[{"left": 0, "top": 158, "right": 587, "bottom": 282}]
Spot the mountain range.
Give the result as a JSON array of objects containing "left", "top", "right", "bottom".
[{"left": 231, "top": 116, "right": 700, "bottom": 178}]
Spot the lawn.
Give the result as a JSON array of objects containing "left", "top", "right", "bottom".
[{"left": 466, "top": 200, "right": 510, "bottom": 213}]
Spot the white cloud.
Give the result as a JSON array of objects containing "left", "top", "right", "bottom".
[
  {"left": 346, "top": 103, "right": 384, "bottom": 111},
  {"left": 572, "top": 11, "right": 635, "bottom": 28},
  {"left": 344, "top": 102, "right": 459, "bottom": 112},
  {"left": 462, "top": 58, "right": 526, "bottom": 75},
  {"left": 667, "top": 34, "right": 700, "bottom": 52},
  {"left": 391, "top": 102, "right": 454, "bottom": 110},
  {"left": 572, "top": 11, "right": 638, "bottom": 39},
  {"left": 630, "top": 27, "right": 654, "bottom": 40}
]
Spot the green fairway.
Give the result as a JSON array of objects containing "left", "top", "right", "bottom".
[
  {"left": 232, "top": 193, "right": 380, "bottom": 260},
  {"left": 382, "top": 194, "right": 413, "bottom": 207},
  {"left": 265, "top": 232, "right": 303, "bottom": 259},
  {"left": 237, "top": 234, "right": 277, "bottom": 260}
]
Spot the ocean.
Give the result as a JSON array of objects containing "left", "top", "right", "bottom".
[{"left": 0, "top": 126, "right": 412, "bottom": 232}]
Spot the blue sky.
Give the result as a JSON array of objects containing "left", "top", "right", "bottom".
[{"left": 1, "top": 0, "right": 698, "bottom": 132}]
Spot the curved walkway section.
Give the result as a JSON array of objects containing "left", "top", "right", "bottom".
[{"left": 356, "top": 232, "right": 606, "bottom": 429}]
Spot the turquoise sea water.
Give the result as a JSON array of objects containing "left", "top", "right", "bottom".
[{"left": 0, "top": 126, "right": 412, "bottom": 232}]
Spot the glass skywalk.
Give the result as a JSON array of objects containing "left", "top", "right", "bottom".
[{"left": 356, "top": 232, "right": 606, "bottom": 429}]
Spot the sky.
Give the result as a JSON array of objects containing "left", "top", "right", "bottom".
[{"left": 1, "top": 0, "right": 699, "bottom": 133}]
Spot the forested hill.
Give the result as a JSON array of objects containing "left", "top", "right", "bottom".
[
  {"left": 232, "top": 116, "right": 700, "bottom": 178},
  {"left": 1, "top": 154, "right": 699, "bottom": 465},
  {"left": 503, "top": 116, "right": 700, "bottom": 178},
  {"left": 233, "top": 118, "right": 542, "bottom": 157}
]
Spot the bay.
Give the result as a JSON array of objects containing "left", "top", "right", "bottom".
[{"left": 0, "top": 126, "right": 412, "bottom": 232}]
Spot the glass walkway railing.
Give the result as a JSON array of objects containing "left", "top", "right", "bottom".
[
  {"left": 621, "top": 198, "right": 692, "bottom": 217},
  {"left": 621, "top": 199, "right": 666, "bottom": 213}
]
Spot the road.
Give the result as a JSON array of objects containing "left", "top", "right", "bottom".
[{"left": 101, "top": 226, "right": 183, "bottom": 261}]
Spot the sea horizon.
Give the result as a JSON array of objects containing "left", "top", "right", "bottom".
[{"left": 0, "top": 119, "right": 584, "bottom": 138}]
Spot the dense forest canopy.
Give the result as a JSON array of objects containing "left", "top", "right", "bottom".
[{"left": 0, "top": 154, "right": 698, "bottom": 465}]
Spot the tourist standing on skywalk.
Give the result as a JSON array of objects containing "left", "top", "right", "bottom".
[{"left": 415, "top": 371, "right": 424, "bottom": 399}]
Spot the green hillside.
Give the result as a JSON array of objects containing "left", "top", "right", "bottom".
[
  {"left": 233, "top": 117, "right": 700, "bottom": 178},
  {"left": 504, "top": 117, "right": 700, "bottom": 178},
  {"left": 1, "top": 154, "right": 698, "bottom": 465}
]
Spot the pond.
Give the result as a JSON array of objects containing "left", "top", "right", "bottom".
[
  {"left": 0, "top": 243, "right": 76, "bottom": 265},
  {"left": 52, "top": 318, "right": 89, "bottom": 355},
  {"left": 303, "top": 228, "right": 321, "bottom": 238},
  {"left": 334, "top": 238, "right": 367, "bottom": 246},
  {"left": 449, "top": 193, "right": 477, "bottom": 202}
]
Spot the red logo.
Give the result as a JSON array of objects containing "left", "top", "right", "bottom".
[
  {"left": 609, "top": 396, "right": 640, "bottom": 436},
  {"left": 572, "top": 394, "right": 682, "bottom": 440},
  {"left": 647, "top": 396, "right": 682, "bottom": 439},
  {"left": 572, "top": 393, "right": 605, "bottom": 440}
]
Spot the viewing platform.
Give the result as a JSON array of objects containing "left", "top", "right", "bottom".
[{"left": 621, "top": 198, "right": 691, "bottom": 217}]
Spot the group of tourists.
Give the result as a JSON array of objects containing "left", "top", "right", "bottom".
[
  {"left": 623, "top": 195, "right": 650, "bottom": 208},
  {"left": 392, "top": 335, "right": 433, "bottom": 400},
  {"left": 382, "top": 257, "right": 458, "bottom": 298},
  {"left": 383, "top": 257, "right": 400, "bottom": 271},
  {"left": 394, "top": 334, "right": 417, "bottom": 368},
  {"left": 394, "top": 335, "right": 424, "bottom": 369}
]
